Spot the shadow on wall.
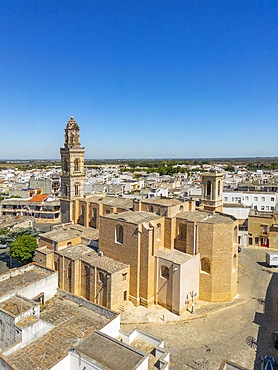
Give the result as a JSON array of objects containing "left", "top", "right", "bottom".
[
  {"left": 0, "top": 249, "right": 21, "bottom": 274},
  {"left": 253, "top": 271, "right": 278, "bottom": 369}
]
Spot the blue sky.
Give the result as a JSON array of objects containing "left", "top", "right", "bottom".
[{"left": 0, "top": 0, "right": 277, "bottom": 159}]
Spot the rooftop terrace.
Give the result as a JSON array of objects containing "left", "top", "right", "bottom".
[
  {"left": 0, "top": 264, "right": 55, "bottom": 302},
  {"left": 6, "top": 294, "right": 110, "bottom": 370}
]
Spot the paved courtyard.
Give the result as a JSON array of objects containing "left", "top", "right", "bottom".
[{"left": 121, "top": 247, "right": 278, "bottom": 369}]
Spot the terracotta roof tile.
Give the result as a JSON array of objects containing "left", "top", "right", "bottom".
[{"left": 29, "top": 194, "right": 49, "bottom": 203}]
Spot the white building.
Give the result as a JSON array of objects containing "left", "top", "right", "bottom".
[{"left": 223, "top": 191, "right": 277, "bottom": 212}]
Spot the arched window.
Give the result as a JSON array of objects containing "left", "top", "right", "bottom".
[
  {"left": 234, "top": 226, "right": 237, "bottom": 243},
  {"left": 75, "top": 183, "right": 79, "bottom": 196},
  {"left": 233, "top": 253, "right": 237, "bottom": 271},
  {"left": 179, "top": 205, "right": 184, "bottom": 212},
  {"left": 157, "top": 223, "right": 161, "bottom": 240},
  {"left": 63, "top": 159, "right": 69, "bottom": 173},
  {"left": 70, "top": 134, "right": 74, "bottom": 145},
  {"left": 115, "top": 224, "right": 124, "bottom": 244},
  {"left": 67, "top": 264, "right": 72, "bottom": 279},
  {"left": 206, "top": 181, "right": 211, "bottom": 198},
  {"left": 161, "top": 265, "right": 169, "bottom": 280},
  {"left": 92, "top": 208, "right": 97, "bottom": 219},
  {"left": 149, "top": 206, "right": 154, "bottom": 213},
  {"left": 74, "top": 158, "right": 80, "bottom": 172},
  {"left": 201, "top": 257, "right": 211, "bottom": 274},
  {"left": 179, "top": 223, "right": 186, "bottom": 240},
  {"left": 81, "top": 205, "right": 85, "bottom": 217},
  {"left": 99, "top": 271, "right": 105, "bottom": 283},
  {"left": 218, "top": 180, "right": 221, "bottom": 197},
  {"left": 64, "top": 184, "right": 69, "bottom": 197}
]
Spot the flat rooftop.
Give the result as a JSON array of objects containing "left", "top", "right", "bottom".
[
  {"left": 57, "top": 244, "right": 93, "bottom": 259},
  {"left": 74, "top": 331, "right": 146, "bottom": 370},
  {"left": 85, "top": 195, "right": 133, "bottom": 209},
  {"left": 56, "top": 245, "right": 128, "bottom": 273},
  {"left": 0, "top": 264, "right": 55, "bottom": 302},
  {"left": 177, "top": 210, "right": 235, "bottom": 224},
  {"left": 81, "top": 250, "right": 128, "bottom": 274},
  {"left": 0, "top": 295, "right": 35, "bottom": 317},
  {"left": 142, "top": 198, "right": 183, "bottom": 207},
  {"left": 68, "top": 224, "right": 99, "bottom": 240},
  {"left": 156, "top": 249, "right": 195, "bottom": 264},
  {"left": 102, "top": 210, "right": 161, "bottom": 224},
  {"left": 223, "top": 202, "right": 250, "bottom": 208},
  {"left": 249, "top": 209, "right": 277, "bottom": 219},
  {"left": 7, "top": 294, "right": 110, "bottom": 370},
  {"left": 40, "top": 224, "right": 99, "bottom": 243},
  {"left": 39, "top": 227, "right": 82, "bottom": 242}
]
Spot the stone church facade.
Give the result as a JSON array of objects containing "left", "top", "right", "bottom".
[{"left": 36, "top": 117, "right": 238, "bottom": 314}]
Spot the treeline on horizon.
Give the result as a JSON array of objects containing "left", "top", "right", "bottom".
[{"left": 0, "top": 157, "right": 278, "bottom": 172}]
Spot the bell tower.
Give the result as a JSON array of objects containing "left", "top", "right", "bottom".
[
  {"left": 201, "top": 170, "right": 223, "bottom": 212},
  {"left": 60, "top": 116, "right": 85, "bottom": 223}
]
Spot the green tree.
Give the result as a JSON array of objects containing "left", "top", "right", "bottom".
[
  {"left": 10, "top": 235, "right": 38, "bottom": 265},
  {"left": 0, "top": 227, "right": 9, "bottom": 235},
  {"left": 225, "top": 164, "right": 235, "bottom": 172}
]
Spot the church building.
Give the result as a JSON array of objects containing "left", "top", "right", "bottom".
[{"left": 36, "top": 117, "right": 238, "bottom": 315}]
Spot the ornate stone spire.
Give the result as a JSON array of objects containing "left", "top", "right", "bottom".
[{"left": 64, "top": 116, "right": 81, "bottom": 148}]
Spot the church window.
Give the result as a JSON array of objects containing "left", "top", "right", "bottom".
[
  {"left": 161, "top": 265, "right": 169, "bottom": 280},
  {"left": 157, "top": 223, "right": 161, "bottom": 240},
  {"left": 201, "top": 257, "right": 210, "bottom": 274},
  {"left": 92, "top": 208, "right": 97, "bottom": 219},
  {"left": 234, "top": 226, "right": 237, "bottom": 243},
  {"left": 115, "top": 224, "right": 124, "bottom": 244},
  {"left": 99, "top": 271, "right": 104, "bottom": 282},
  {"left": 75, "top": 183, "right": 79, "bottom": 196},
  {"left": 233, "top": 254, "right": 237, "bottom": 271},
  {"left": 179, "top": 223, "right": 186, "bottom": 240},
  {"left": 63, "top": 159, "right": 69, "bottom": 173},
  {"left": 206, "top": 181, "right": 211, "bottom": 197},
  {"left": 74, "top": 158, "right": 80, "bottom": 172},
  {"left": 179, "top": 205, "right": 184, "bottom": 212},
  {"left": 218, "top": 180, "right": 221, "bottom": 197},
  {"left": 67, "top": 265, "right": 72, "bottom": 280},
  {"left": 149, "top": 206, "right": 154, "bottom": 213},
  {"left": 64, "top": 184, "right": 69, "bottom": 197}
]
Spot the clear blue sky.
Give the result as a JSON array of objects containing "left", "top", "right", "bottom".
[{"left": 0, "top": 0, "right": 277, "bottom": 159}]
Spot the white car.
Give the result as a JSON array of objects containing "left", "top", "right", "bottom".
[{"left": 0, "top": 243, "right": 9, "bottom": 249}]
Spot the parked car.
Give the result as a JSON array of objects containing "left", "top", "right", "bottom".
[
  {"left": 0, "top": 243, "right": 9, "bottom": 249},
  {"left": 261, "top": 355, "right": 276, "bottom": 370}
]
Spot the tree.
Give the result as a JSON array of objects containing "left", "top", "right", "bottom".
[
  {"left": 225, "top": 164, "right": 235, "bottom": 172},
  {"left": 10, "top": 235, "right": 38, "bottom": 265},
  {"left": 0, "top": 227, "right": 9, "bottom": 235}
]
